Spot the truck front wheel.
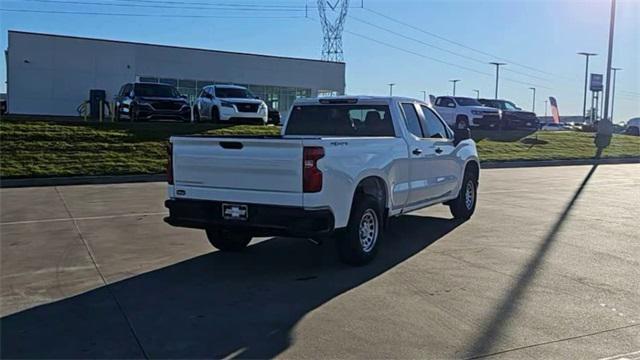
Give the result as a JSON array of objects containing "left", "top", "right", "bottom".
[
  {"left": 205, "top": 228, "right": 252, "bottom": 251},
  {"left": 456, "top": 115, "right": 469, "bottom": 129},
  {"left": 449, "top": 170, "right": 478, "bottom": 220},
  {"left": 337, "top": 195, "right": 383, "bottom": 266}
]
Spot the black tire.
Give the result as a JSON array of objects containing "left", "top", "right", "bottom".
[
  {"left": 130, "top": 104, "right": 137, "bottom": 122},
  {"left": 114, "top": 105, "right": 121, "bottom": 122},
  {"left": 337, "top": 195, "right": 383, "bottom": 266},
  {"left": 194, "top": 107, "right": 201, "bottom": 123},
  {"left": 205, "top": 228, "right": 252, "bottom": 252},
  {"left": 456, "top": 115, "right": 469, "bottom": 130},
  {"left": 449, "top": 169, "right": 478, "bottom": 220},
  {"left": 211, "top": 107, "right": 220, "bottom": 124}
]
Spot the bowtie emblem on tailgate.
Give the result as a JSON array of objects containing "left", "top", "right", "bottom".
[{"left": 223, "top": 204, "right": 248, "bottom": 220}]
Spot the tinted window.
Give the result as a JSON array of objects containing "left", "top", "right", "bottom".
[
  {"left": 285, "top": 105, "right": 394, "bottom": 137},
  {"left": 134, "top": 84, "right": 179, "bottom": 98},
  {"left": 122, "top": 84, "right": 133, "bottom": 97},
  {"left": 421, "top": 106, "right": 449, "bottom": 139},
  {"left": 454, "top": 97, "right": 482, "bottom": 106},
  {"left": 215, "top": 87, "right": 254, "bottom": 99},
  {"left": 436, "top": 97, "right": 455, "bottom": 108},
  {"left": 401, "top": 103, "right": 424, "bottom": 138}
]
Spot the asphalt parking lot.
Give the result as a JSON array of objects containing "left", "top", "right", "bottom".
[{"left": 1, "top": 164, "right": 639, "bottom": 359}]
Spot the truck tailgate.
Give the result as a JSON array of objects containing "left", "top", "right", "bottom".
[{"left": 171, "top": 137, "right": 304, "bottom": 206}]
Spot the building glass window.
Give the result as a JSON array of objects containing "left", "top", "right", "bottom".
[{"left": 159, "top": 78, "right": 178, "bottom": 87}]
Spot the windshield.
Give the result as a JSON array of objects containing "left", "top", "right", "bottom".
[
  {"left": 215, "top": 87, "right": 254, "bottom": 99},
  {"left": 134, "top": 84, "right": 179, "bottom": 98},
  {"left": 455, "top": 97, "right": 482, "bottom": 106},
  {"left": 503, "top": 101, "right": 519, "bottom": 110},
  {"left": 286, "top": 104, "right": 395, "bottom": 137},
  {"left": 479, "top": 100, "right": 503, "bottom": 109}
]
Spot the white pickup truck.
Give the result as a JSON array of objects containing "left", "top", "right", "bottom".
[
  {"left": 433, "top": 96, "right": 501, "bottom": 129},
  {"left": 165, "top": 96, "right": 480, "bottom": 265}
]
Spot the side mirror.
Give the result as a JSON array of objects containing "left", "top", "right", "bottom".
[{"left": 453, "top": 128, "right": 471, "bottom": 146}]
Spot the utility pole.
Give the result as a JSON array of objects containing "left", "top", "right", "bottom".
[
  {"left": 449, "top": 79, "right": 460, "bottom": 96},
  {"left": 529, "top": 87, "right": 536, "bottom": 112},
  {"left": 388, "top": 83, "right": 395, "bottom": 96},
  {"left": 578, "top": 52, "right": 597, "bottom": 120},
  {"left": 597, "top": 0, "right": 616, "bottom": 147},
  {"left": 421, "top": 91, "right": 427, "bottom": 102},
  {"left": 490, "top": 62, "right": 506, "bottom": 99},
  {"left": 544, "top": 100, "right": 548, "bottom": 117},
  {"left": 610, "top": 67, "right": 622, "bottom": 123},
  {"left": 473, "top": 89, "right": 480, "bottom": 99}
]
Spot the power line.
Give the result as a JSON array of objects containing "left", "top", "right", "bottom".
[
  {"left": 333, "top": 23, "right": 551, "bottom": 89},
  {"left": 348, "top": 14, "right": 553, "bottom": 83},
  {"left": 362, "top": 7, "right": 566, "bottom": 79},
  {"left": 0, "top": 8, "right": 304, "bottom": 17},
  {"left": 18, "top": 0, "right": 306, "bottom": 11}
]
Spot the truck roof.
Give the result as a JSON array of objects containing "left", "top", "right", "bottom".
[{"left": 293, "top": 95, "right": 430, "bottom": 106}]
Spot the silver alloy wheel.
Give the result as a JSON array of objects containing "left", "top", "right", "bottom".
[
  {"left": 465, "top": 180, "right": 475, "bottom": 210},
  {"left": 359, "top": 209, "right": 379, "bottom": 253}
]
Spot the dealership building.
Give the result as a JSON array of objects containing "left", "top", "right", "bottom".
[{"left": 5, "top": 30, "right": 346, "bottom": 116}]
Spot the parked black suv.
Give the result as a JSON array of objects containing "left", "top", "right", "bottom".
[
  {"left": 114, "top": 83, "right": 191, "bottom": 122},
  {"left": 478, "top": 99, "right": 539, "bottom": 129}
]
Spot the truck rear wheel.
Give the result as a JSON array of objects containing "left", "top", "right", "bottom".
[
  {"left": 337, "top": 195, "right": 383, "bottom": 266},
  {"left": 449, "top": 170, "right": 478, "bottom": 220},
  {"left": 205, "top": 228, "right": 251, "bottom": 251}
]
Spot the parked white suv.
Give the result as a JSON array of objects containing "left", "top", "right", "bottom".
[
  {"left": 434, "top": 96, "right": 500, "bottom": 129},
  {"left": 165, "top": 96, "right": 480, "bottom": 265},
  {"left": 194, "top": 85, "right": 268, "bottom": 124}
]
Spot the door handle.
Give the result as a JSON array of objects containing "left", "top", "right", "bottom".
[
  {"left": 435, "top": 147, "right": 443, "bottom": 154},
  {"left": 412, "top": 148, "right": 423, "bottom": 155}
]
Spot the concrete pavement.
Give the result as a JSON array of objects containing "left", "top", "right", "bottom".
[{"left": 1, "top": 164, "right": 639, "bottom": 358}]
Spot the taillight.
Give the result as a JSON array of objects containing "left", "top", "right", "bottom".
[
  {"left": 167, "top": 142, "right": 174, "bottom": 185},
  {"left": 303, "top": 146, "right": 324, "bottom": 193}
]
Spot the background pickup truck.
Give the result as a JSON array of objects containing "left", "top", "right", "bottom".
[
  {"left": 433, "top": 96, "right": 501, "bottom": 129},
  {"left": 165, "top": 96, "right": 480, "bottom": 265}
]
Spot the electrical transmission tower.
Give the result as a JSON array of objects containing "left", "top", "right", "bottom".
[{"left": 317, "top": 0, "right": 349, "bottom": 62}]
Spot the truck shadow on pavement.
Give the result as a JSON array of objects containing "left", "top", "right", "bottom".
[{"left": 1, "top": 214, "right": 463, "bottom": 359}]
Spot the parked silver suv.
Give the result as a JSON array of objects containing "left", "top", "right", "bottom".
[{"left": 194, "top": 85, "right": 268, "bottom": 125}]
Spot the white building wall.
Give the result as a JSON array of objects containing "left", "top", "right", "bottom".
[{"left": 7, "top": 31, "right": 346, "bottom": 116}]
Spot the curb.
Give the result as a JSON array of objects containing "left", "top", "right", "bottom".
[
  {"left": 1, "top": 157, "right": 638, "bottom": 188},
  {"left": 481, "top": 157, "right": 639, "bottom": 169}
]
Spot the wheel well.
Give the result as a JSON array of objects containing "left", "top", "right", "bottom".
[
  {"left": 465, "top": 161, "right": 480, "bottom": 181},
  {"left": 456, "top": 114, "right": 469, "bottom": 122},
  {"left": 355, "top": 177, "right": 388, "bottom": 211}
]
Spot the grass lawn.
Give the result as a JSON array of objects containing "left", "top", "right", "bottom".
[{"left": 1, "top": 119, "right": 638, "bottom": 178}]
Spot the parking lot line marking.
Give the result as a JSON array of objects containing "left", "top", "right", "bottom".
[
  {"left": 53, "top": 187, "right": 150, "bottom": 359},
  {"left": 598, "top": 350, "right": 640, "bottom": 360},
  {"left": 466, "top": 324, "right": 640, "bottom": 359},
  {"left": 0, "top": 212, "right": 168, "bottom": 226}
]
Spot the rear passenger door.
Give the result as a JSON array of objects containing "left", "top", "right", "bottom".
[{"left": 400, "top": 102, "right": 445, "bottom": 208}]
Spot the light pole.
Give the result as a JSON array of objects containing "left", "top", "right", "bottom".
[
  {"left": 544, "top": 100, "right": 548, "bottom": 117},
  {"left": 490, "top": 62, "right": 506, "bottom": 99},
  {"left": 610, "top": 67, "right": 622, "bottom": 123},
  {"left": 421, "top": 90, "right": 427, "bottom": 102},
  {"left": 449, "top": 79, "right": 460, "bottom": 96},
  {"left": 598, "top": 0, "right": 616, "bottom": 144},
  {"left": 473, "top": 89, "right": 480, "bottom": 99},
  {"left": 578, "top": 52, "right": 597, "bottom": 120},
  {"left": 529, "top": 87, "right": 536, "bottom": 112},
  {"left": 388, "top": 83, "right": 395, "bottom": 96}
]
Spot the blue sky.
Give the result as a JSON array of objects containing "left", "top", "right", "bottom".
[{"left": 1, "top": 0, "right": 638, "bottom": 121}]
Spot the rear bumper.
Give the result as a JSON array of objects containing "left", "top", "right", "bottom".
[{"left": 164, "top": 198, "right": 335, "bottom": 237}]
